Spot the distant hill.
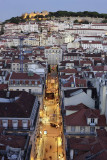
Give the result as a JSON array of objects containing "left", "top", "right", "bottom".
[
  {"left": 48, "top": 11, "right": 107, "bottom": 19},
  {"left": 4, "top": 10, "right": 107, "bottom": 24}
]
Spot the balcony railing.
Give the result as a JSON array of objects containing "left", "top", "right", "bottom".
[
  {"left": 9, "top": 84, "right": 41, "bottom": 87},
  {"left": 64, "top": 132, "right": 96, "bottom": 136},
  {"left": 90, "top": 123, "right": 96, "bottom": 126}
]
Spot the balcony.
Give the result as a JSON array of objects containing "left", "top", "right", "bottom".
[
  {"left": 64, "top": 132, "right": 96, "bottom": 136},
  {"left": 90, "top": 123, "right": 96, "bottom": 126},
  {"left": 9, "top": 84, "right": 40, "bottom": 87}
]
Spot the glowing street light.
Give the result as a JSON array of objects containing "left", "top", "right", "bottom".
[
  {"left": 59, "top": 154, "right": 61, "bottom": 158},
  {"left": 44, "top": 130, "right": 47, "bottom": 135}
]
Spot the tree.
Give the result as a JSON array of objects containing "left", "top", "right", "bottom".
[
  {"left": 26, "top": 15, "right": 29, "bottom": 19},
  {"left": 74, "top": 19, "right": 79, "bottom": 23},
  {"left": 11, "top": 46, "right": 17, "bottom": 49},
  {"left": 102, "top": 20, "right": 107, "bottom": 23}
]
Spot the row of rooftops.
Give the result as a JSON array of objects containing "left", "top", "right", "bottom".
[
  {"left": 64, "top": 107, "right": 106, "bottom": 126},
  {"left": 67, "top": 129, "right": 107, "bottom": 160},
  {"left": 0, "top": 128, "right": 30, "bottom": 160}
]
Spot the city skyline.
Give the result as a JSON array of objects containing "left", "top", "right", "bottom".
[{"left": 0, "top": 0, "right": 107, "bottom": 21}]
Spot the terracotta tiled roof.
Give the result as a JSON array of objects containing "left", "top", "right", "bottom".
[
  {"left": 64, "top": 108, "right": 106, "bottom": 126},
  {"left": 10, "top": 72, "right": 40, "bottom": 80},
  {"left": 67, "top": 128, "right": 107, "bottom": 160},
  {"left": 65, "top": 103, "right": 88, "bottom": 110},
  {"left": 95, "top": 72, "right": 104, "bottom": 78},
  {"left": 60, "top": 68, "right": 77, "bottom": 74},
  {"left": 80, "top": 60, "right": 93, "bottom": 66},
  {"left": 0, "top": 91, "right": 36, "bottom": 118},
  {"left": 64, "top": 109, "right": 88, "bottom": 126},
  {"left": 81, "top": 40, "right": 102, "bottom": 44},
  {"left": 12, "top": 59, "right": 32, "bottom": 63},
  {"left": 96, "top": 129, "right": 107, "bottom": 137},
  {"left": 0, "top": 134, "right": 27, "bottom": 150},
  {"left": 98, "top": 115, "right": 107, "bottom": 126},
  {"left": 85, "top": 108, "right": 100, "bottom": 118},
  {"left": 0, "top": 84, "right": 8, "bottom": 91},
  {"left": 92, "top": 66, "right": 104, "bottom": 71},
  {"left": 63, "top": 77, "right": 87, "bottom": 87},
  {"left": 60, "top": 75, "right": 71, "bottom": 79}
]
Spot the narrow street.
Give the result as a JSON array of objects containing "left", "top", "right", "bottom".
[{"left": 36, "top": 65, "right": 66, "bottom": 160}]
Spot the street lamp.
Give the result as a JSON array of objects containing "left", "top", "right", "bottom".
[
  {"left": 59, "top": 155, "right": 61, "bottom": 159},
  {"left": 44, "top": 130, "right": 47, "bottom": 135}
]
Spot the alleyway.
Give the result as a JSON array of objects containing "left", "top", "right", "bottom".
[{"left": 36, "top": 66, "right": 66, "bottom": 160}]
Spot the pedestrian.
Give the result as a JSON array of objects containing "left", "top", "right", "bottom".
[{"left": 50, "top": 145, "right": 52, "bottom": 149}]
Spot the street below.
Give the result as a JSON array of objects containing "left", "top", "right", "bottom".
[{"left": 36, "top": 65, "right": 66, "bottom": 160}]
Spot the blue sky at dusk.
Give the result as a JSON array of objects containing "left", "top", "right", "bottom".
[{"left": 0, "top": 0, "right": 107, "bottom": 21}]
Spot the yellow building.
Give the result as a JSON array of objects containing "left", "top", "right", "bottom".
[{"left": 23, "top": 11, "right": 49, "bottom": 19}]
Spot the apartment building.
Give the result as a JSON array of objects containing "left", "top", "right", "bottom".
[
  {"left": 0, "top": 133, "right": 31, "bottom": 160},
  {"left": 44, "top": 46, "right": 63, "bottom": 64},
  {"left": 64, "top": 107, "right": 107, "bottom": 136},
  {"left": 11, "top": 59, "right": 32, "bottom": 72},
  {"left": 8, "top": 72, "right": 43, "bottom": 95},
  {"left": 81, "top": 40, "right": 103, "bottom": 50},
  {"left": 0, "top": 91, "right": 40, "bottom": 131},
  {"left": 65, "top": 28, "right": 107, "bottom": 36}
]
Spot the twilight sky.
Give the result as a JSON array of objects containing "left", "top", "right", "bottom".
[{"left": 0, "top": 0, "right": 107, "bottom": 22}]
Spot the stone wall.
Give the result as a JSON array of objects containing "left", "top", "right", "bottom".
[{"left": 52, "top": 16, "right": 104, "bottom": 23}]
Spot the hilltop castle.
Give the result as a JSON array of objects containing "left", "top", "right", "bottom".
[{"left": 23, "top": 11, "right": 49, "bottom": 19}]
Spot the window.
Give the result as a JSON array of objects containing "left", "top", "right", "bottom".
[
  {"left": 25, "top": 64, "right": 28, "bottom": 67},
  {"left": 10, "top": 80, "right": 13, "bottom": 85},
  {"left": 22, "top": 120, "right": 28, "bottom": 129},
  {"left": 35, "top": 81, "right": 37, "bottom": 85},
  {"left": 15, "top": 80, "right": 20, "bottom": 85},
  {"left": 29, "top": 89, "right": 31, "bottom": 93},
  {"left": 90, "top": 127, "right": 95, "bottom": 133},
  {"left": 22, "top": 81, "right": 25, "bottom": 85},
  {"left": 2, "top": 120, "right": 8, "bottom": 128},
  {"left": 91, "top": 118, "right": 95, "bottom": 123},
  {"left": 80, "top": 126, "right": 85, "bottom": 133},
  {"left": 71, "top": 82, "right": 74, "bottom": 88},
  {"left": 29, "top": 81, "right": 32, "bottom": 85},
  {"left": 12, "top": 120, "right": 18, "bottom": 129},
  {"left": 71, "top": 126, "right": 75, "bottom": 132}
]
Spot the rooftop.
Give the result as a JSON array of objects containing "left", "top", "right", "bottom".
[{"left": 0, "top": 91, "right": 36, "bottom": 118}]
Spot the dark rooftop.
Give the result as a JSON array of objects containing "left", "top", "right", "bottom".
[{"left": 0, "top": 91, "right": 36, "bottom": 118}]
